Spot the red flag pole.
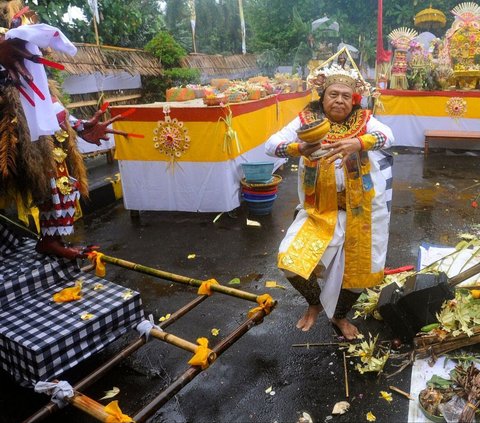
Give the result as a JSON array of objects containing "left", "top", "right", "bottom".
[
  {"left": 375, "top": 0, "right": 391, "bottom": 85},
  {"left": 376, "top": 0, "right": 384, "bottom": 65}
]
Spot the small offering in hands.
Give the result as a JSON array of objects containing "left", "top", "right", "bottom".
[{"left": 296, "top": 118, "right": 331, "bottom": 160}]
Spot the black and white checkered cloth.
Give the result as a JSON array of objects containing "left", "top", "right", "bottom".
[
  {"left": 0, "top": 239, "right": 79, "bottom": 308},
  {"left": 0, "top": 230, "right": 144, "bottom": 386},
  {"left": 0, "top": 222, "right": 21, "bottom": 257}
]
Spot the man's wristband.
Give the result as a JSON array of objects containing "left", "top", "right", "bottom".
[{"left": 286, "top": 142, "right": 301, "bottom": 157}]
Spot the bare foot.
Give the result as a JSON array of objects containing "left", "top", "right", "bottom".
[
  {"left": 331, "top": 317, "right": 360, "bottom": 340},
  {"left": 296, "top": 304, "right": 322, "bottom": 332}
]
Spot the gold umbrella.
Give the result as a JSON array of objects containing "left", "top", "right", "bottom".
[{"left": 414, "top": 5, "right": 446, "bottom": 29}]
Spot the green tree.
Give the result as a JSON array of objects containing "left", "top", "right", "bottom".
[
  {"left": 164, "top": 0, "right": 192, "bottom": 51},
  {"left": 145, "top": 31, "right": 187, "bottom": 67},
  {"left": 26, "top": 0, "right": 165, "bottom": 48},
  {"left": 144, "top": 30, "right": 199, "bottom": 102},
  {"left": 256, "top": 48, "right": 281, "bottom": 76},
  {"left": 245, "top": 0, "right": 307, "bottom": 62}
]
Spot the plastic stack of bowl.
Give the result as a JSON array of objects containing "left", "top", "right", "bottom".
[{"left": 240, "top": 162, "right": 282, "bottom": 215}]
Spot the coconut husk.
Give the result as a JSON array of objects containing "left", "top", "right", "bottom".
[{"left": 0, "top": 86, "right": 54, "bottom": 206}]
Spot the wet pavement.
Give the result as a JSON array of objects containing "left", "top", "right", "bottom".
[{"left": 1, "top": 147, "right": 479, "bottom": 423}]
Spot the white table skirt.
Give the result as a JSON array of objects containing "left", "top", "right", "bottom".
[
  {"left": 376, "top": 115, "right": 480, "bottom": 148},
  {"left": 119, "top": 143, "right": 286, "bottom": 212}
]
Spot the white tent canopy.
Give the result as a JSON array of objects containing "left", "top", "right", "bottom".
[
  {"left": 414, "top": 31, "right": 437, "bottom": 52},
  {"left": 311, "top": 17, "right": 339, "bottom": 33},
  {"left": 337, "top": 42, "right": 359, "bottom": 58}
]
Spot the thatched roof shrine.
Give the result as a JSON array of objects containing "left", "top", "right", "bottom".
[
  {"left": 180, "top": 53, "right": 259, "bottom": 83},
  {"left": 50, "top": 43, "right": 163, "bottom": 77}
]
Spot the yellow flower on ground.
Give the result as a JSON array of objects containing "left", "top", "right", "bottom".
[
  {"left": 366, "top": 411, "right": 376, "bottom": 421},
  {"left": 380, "top": 391, "right": 393, "bottom": 402},
  {"left": 159, "top": 313, "right": 171, "bottom": 322},
  {"left": 211, "top": 328, "right": 220, "bottom": 336},
  {"left": 187, "top": 254, "right": 196, "bottom": 259}
]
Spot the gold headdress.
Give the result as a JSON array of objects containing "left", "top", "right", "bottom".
[{"left": 307, "top": 47, "right": 370, "bottom": 95}]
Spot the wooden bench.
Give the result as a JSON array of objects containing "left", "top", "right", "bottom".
[{"left": 424, "top": 130, "right": 480, "bottom": 157}]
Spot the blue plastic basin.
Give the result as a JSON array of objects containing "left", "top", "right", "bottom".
[
  {"left": 241, "top": 162, "right": 275, "bottom": 183},
  {"left": 244, "top": 195, "right": 277, "bottom": 215}
]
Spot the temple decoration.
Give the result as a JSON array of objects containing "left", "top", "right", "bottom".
[
  {"left": 414, "top": 5, "right": 447, "bottom": 30},
  {"left": 153, "top": 105, "right": 190, "bottom": 167},
  {"left": 446, "top": 2, "right": 480, "bottom": 89},
  {"left": 445, "top": 96, "right": 467, "bottom": 119},
  {"left": 388, "top": 27, "right": 418, "bottom": 89}
]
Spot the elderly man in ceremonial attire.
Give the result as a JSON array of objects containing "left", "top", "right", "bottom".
[{"left": 266, "top": 60, "right": 395, "bottom": 340}]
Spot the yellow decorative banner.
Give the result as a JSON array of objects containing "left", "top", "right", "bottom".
[
  {"left": 376, "top": 94, "right": 480, "bottom": 118},
  {"left": 114, "top": 94, "right": 311, "bottom": 162}
]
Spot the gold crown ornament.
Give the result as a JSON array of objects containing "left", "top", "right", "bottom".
[{"left": 307, "top": 46, "right": 370, "bottom": 95}]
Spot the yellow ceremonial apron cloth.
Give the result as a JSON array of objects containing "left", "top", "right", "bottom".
[{"left": 278, "top": 109, "right": 384, "bottom": 289}]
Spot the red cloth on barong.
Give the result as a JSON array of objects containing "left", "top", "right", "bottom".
[{"left": 39, "top": 176, "right": 80, "bottom": 236}]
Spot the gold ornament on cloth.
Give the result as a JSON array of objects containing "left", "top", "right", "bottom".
[
  {"left": 54, "top": 129, "right": 68, "bottom": 143},
  {"left": 52, "top": 147, "right": 67, "bottom": 163},
  {"left": 56, "top": 176, "right": 73, "bottom": 195},
  {"left": 446, "top": 97, "right": 467, "bottom": 119},
  {"left": 218, "top": 104, "right": 241, "bottom": 155},
  {"left": 153, "top": 105, "right": 190, "bottom": 167}
]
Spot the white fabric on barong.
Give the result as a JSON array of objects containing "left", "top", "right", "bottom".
[{"left": 6, "top": 24, "right": 77, "bottom": 141}]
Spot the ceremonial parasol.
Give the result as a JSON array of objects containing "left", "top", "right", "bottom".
[{"left": 414, "top": 5, "right": 447, "bottom": 30}]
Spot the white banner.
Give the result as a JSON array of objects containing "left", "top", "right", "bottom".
[
  {"left": 87, "top": 0, "right": 100, "bottom": 23},
  {"left": 239, "top": 0, "right": 246, "bottom": 54}
]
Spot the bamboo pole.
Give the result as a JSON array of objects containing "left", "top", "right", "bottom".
[
  {"left": 149, "top": 328, "right": 217, "bottom": 364},
  {"left": 66, "top": 94, "right": 142, "bottom": 109},
  {"left": 133, "top": 308, "right": 266, "bottom": 423},
  {"left": 100, "top": 254, "right": 265, "bottom": 304},
  {"left": 343, "top": 351, "right": 349, "bottom": 398},
  {"left": 23, "top": 295, "right": 209, "bottom": 423},
  {"left": 69, "top": 392, "right": 110, "bottom": 422},
  {"left": 23, "top": 338, "right": 145, "bottom": 423},
  {"left": 292, "top": 342, "right": 347, "bottom": 348},
  {"left": 92, "top": 15, "right": 100, "bottom": 46},
  {"left": 389, "top": 385, "right": 413, "bottom": 400},
  {"left": 159, "top": 295, "right": 208, "bottom": 329}
]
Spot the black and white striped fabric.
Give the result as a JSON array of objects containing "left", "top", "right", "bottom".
[
  {"left": 0, "top": 232, "right": 144, "bottom": 386},
  {"left": 377, "top": 151, "right": 394, "bottom": 212}
]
